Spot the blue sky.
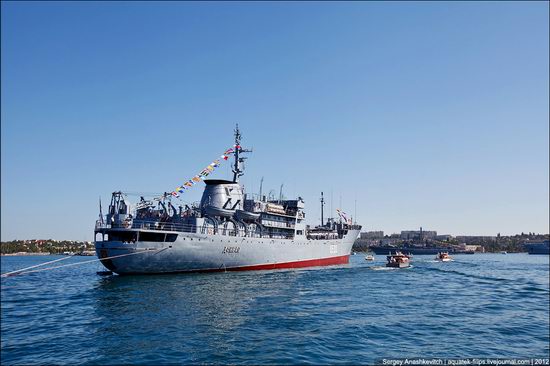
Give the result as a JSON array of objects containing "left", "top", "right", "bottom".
[{"left": 1, "top": 1, "right": 548, "bottom": 241}]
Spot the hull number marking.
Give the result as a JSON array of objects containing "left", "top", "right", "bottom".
[{"left": 222, "top": 246, "right": 240, "bottom": 254}]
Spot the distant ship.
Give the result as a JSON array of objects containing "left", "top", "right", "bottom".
[
  {"left": 94, "top": 126, "right": 361, "bottom": 274},
  {"left": 524, "top": 240, "right": 550, "bottom": 255},
  {"left": 369, "top": 245, "right": 474, "bottom": 256}
]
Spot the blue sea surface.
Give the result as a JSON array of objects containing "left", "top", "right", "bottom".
[{"left": 1, "top": 253, "right": 549, "bottom": 364}]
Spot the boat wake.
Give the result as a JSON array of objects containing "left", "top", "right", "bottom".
[{"left": 370, "top": 265, "right": 414, "bottom": 271}]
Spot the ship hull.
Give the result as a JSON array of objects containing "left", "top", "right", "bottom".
[
  {"left": 370, "top": 246, "right": 474, "bottom": 255},
  {"left": 525, "top": 243, "right": 550, "bottom": 255},
  {"left": 95, "top": 229, "right": 360, "bottom": 274}
]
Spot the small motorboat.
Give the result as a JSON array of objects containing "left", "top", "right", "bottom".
[
  {"left": 435, "top": 252, "right": 453, "bottom": 262},
  {"left": 501, "top": 251, "right": 507, "bottom": 255},
  {"left": 386, "top": 251, "right": 410, "bottom": 268},
  {"left": 365, "top": 254, "right": 375, "bottom": 261}
]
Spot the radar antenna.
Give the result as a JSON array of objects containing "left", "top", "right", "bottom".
[{"left": 232, "top": 124, "right": 252, "bottom": 182}]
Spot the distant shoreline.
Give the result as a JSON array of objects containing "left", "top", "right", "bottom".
[
  {"left": 1, "top": 252, "right": 52, "bottom": 256},
  {"left": 1, "top": 252, "right": 95, "bottom": 257},
  {"left": 1, "top": 240, "right": 95, "bottom": 256}
]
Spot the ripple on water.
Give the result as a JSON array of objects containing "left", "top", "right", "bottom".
[{"left": 1, "top": 254, "right": 549, "bottom": 364}]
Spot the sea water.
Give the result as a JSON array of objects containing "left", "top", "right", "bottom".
[{"left": 1, "top": 253, "right": 548, "bottom": 364}]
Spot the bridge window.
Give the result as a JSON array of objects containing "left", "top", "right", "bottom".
[
  {"left": 139, "top": 232, "right": 166, "bottom": 242},
  {"left": 108, "top": 231, "right": 137, "bottom": 242}
]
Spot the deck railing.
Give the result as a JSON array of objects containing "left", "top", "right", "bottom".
[
  {"left": 95, "top": 219, "right": 353, "bottom": 240},
  {"left": 95, "top": 220, "right": 297, "bottom": 239}
]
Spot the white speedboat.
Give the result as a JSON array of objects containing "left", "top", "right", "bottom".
[
  {"left": 435, "top": 252, "right": 452, "bottom": 262},
  {"left": 386, "top": 251, "right": 410, "bottom": 268}
]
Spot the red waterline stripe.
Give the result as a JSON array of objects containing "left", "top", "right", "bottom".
[
  {"left": 116, "top": 254, "right": 350, "bottom": 275},
  {"left": 225, "top": 254, "right": 350, "bottom": 272}
]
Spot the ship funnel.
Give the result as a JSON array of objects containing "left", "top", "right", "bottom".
[{"left": 200, "top": 179, "right": 244, "bottom": 217}]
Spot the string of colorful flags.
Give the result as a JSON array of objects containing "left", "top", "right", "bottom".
[
  {"left": 165, "top": 146, "right": 236, "bottom": 199},
  {"left": 150, "top": 145, "right": 354, "bottom": 225}
]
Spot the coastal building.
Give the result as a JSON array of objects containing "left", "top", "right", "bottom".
[
  {"left": 380, "top": 238, "right": 401, "bottom": 246},
  {"left": 354, "top": 231, "right": 384, "bottom": 251},
  {"left": 458, "top": 243, "right": 484, "bottom": 252},
  {"left": 400, "top": 228, "right": 437, "bottom": 240}
]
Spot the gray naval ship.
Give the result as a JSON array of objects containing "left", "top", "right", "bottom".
[
  {"left": 94, "top": 127, "right": 361, "bottom": 274},
  {"left": 524, "top": 240, "right": 550, "bottom": 255}
]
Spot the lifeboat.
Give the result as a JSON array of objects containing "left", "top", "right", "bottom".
[{"left": 266, "top": 203, "right": 286, "bottom": 215}]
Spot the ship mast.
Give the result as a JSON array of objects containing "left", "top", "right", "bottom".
[
  {"left": 320, "top": 192, "right": 325, "bottom": 226},
  {"left": 232, "top": 124, "right": 252, "bottom": 183}
]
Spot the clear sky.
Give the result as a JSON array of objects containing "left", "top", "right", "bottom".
[{"left": 1, "top": 1, "right": 548, "bottom": 241}]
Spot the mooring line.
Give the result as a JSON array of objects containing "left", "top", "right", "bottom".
[
  {"left": 1, "top": 248, "right": 166, "bottom": 278},
  {"left": 0, "top": 254, "right": 77, "bottom": 277}
]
